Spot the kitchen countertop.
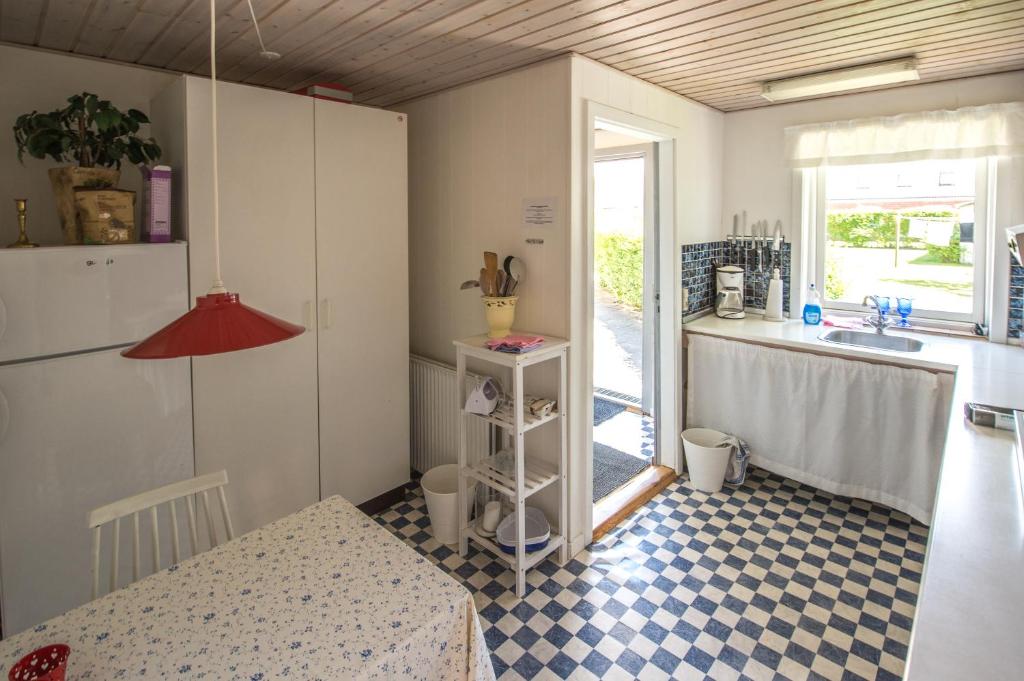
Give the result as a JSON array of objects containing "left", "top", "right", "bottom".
[{"left": 684, "top": 313, "right": 1024, "bottom": 681}]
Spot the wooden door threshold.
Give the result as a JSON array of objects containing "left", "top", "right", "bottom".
[{"left": 593, "top": 464, "right": 676, "bottom": 541}]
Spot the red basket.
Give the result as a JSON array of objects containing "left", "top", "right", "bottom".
[{"left": 7, "top": 645, "right": 70, "bottom": 681}]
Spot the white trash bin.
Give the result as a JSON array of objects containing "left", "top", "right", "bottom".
[
  {"left": 421, "top": 464, "right": 461, "bottom": 545},
  {"left": 681, "top": 428, "right": 734, "bottom": 493}
]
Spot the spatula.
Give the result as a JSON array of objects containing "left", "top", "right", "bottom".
[
  {"left": 479, "top": 268, "right": 493, "bottom": 296},
  {"left": 483, "top": 252, "right": 499, "bottom": 296}
]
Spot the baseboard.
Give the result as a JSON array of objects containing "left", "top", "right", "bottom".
[{"left": 356, "top": 483, "right": 408, "bottom": 515}]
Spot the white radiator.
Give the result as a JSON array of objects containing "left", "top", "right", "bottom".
[{"left": 410, "top": 355, "right": 492, "bottom": 474}]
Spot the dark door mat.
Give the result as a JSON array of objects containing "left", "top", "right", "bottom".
[
  {"left": 594, "top": 396, "right": 627, "bottom": 426},
  {"left": 593, "top": 442, "right": 650, "bottom": 502}
]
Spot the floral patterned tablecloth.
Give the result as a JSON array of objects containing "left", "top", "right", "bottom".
[{"left": 0, "top": 496, "right": 495, "bottom": 681}]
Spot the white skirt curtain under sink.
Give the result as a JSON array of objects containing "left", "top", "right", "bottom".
[{"left": 686, "top": 335, "right": 954, "bottom": 524}]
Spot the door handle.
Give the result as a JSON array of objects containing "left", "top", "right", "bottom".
[
  {"left": 0, "top": 294, "right": 6, "bottom": 343},
  {"left": 320, "top": 299, "right": 332, "bottom": 330}
]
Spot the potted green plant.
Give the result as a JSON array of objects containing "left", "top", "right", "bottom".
[{"left": 13, "top": 93, "right": 162, "bottom": 244}]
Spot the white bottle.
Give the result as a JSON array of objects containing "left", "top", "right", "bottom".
[{"left": 765, "top": 268, "right": 784, "bottom": 321}]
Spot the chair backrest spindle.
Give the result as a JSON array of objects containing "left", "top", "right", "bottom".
[
  {"left": 149, "top": 506, "right": 161, "bottom": 572},
  {"left": 109, "top": 517, "right": 120, "bottom": 594},
  {"left": 185, "top": 494, "right": 199, "bottom": 555},
  {"left": 91, "top": 526, "right": 101, "bottom": 600},
  {"left": 200, "top": 490, "right": 217, "bottom": 548},
  {"left": 217, "top": 486, "right": 235, "bottom": 541},
  {"left": 132, "top": 512, "right": 140, "bottom": 582},
  {"left": 169, "top": 499, "right": 181, "bottom": 565}
]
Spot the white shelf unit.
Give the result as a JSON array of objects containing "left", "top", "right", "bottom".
[
  {"left": 464, "top": 450, "right": 559, "bottom": 499},
  {"left": 455, "top": 333, "right": 569, "bottom": 597}
]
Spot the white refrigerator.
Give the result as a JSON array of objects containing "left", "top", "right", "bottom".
[{"left": 0, "top": 243, "right": 194, "bottom": 637}]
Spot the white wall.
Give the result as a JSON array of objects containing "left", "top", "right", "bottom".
[
  {"left": 571, "top": 55, "right": 724, "bottom": 246},
  {"left": 722, "top": 71, "right": 1024, "bottom": 323},
  {"left": 400, "top": 57, "right": 573, "bottom": 365},
  {"left": 0, "top": 43, "right": 175, "bottom": 245},
  {"left": 399, "top": 56, "right": 573, "bottom": 555},
  {"left": 402, "top": 54, "right": 726, "bottom": 556}
]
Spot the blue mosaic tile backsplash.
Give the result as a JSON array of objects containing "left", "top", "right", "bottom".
[
  {"left": 1010, "top": 255, "right": 1023, "bottom": 340},
  {"left": 682, "top": 240, "right": 792, "bottom": 317},
  {"left": 682, "top": 245, "right": 1020, "bottom": 339}
]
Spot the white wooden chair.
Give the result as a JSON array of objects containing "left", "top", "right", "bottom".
[{"left": 87, "top": 470, "right": 235, "bottom": 599}]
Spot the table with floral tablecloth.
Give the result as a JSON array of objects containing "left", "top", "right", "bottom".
[{"left": 0, "top": 495, "right": 495, "bottom": 680}]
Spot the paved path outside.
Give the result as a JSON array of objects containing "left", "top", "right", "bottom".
[{"left": 594, "top": 288, "right": 642, "bottom": 400}]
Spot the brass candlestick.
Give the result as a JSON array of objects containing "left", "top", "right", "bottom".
[{"left": 8, "top": 198, "right": 38, "bottom": 248}]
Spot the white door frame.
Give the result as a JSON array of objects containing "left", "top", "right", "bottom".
[{"left": 579, "top": 101, "right": 680, "bottom": 547}]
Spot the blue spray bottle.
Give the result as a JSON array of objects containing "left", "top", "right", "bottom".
[{"left": 803, "top": 284, "right": 822, "bottom": 325}]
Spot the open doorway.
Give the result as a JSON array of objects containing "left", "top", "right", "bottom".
[
  {"left": 591, "top": 127, "right": 658, "bottom": 515},
  {"left": 580, "top": 103, "right": 680, "bottom": 546}
]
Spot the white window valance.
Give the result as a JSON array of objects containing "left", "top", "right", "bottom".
[{"left": 784, "top": 102, "right": 1024, "bottom": 168}]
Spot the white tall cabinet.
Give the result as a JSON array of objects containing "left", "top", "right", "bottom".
[
  {"left": 153, "top": 77, "right": 409, "bottom": 535},
  {"left": 314, "top": 101, "right": 410, "bottom": 504}
]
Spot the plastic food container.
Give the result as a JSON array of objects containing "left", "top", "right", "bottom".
[{"left": 496, "top": 507, "right": 550, "bottom": 554}]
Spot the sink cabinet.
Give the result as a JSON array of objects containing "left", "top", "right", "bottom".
[{"left": 686, "top": 334, "right": 953, "bottom": 524}]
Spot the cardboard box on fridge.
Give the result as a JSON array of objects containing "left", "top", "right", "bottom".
[
  {"left": 291, "top": 83, "right": 353, "bottom": 103},
  {"left": 140, "top": 164, "right": 172, "bottom": 242},
  {"left": 74, "top": 188, "right": 136, "bottom": 244}
]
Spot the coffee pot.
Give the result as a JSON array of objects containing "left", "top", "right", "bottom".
[{"left": 715, "top": 265, "right": 745, "bottom": 319}]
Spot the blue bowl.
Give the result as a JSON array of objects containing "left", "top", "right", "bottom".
[{"left": 498, "top": 538, "right": 549, "bottom": 554}]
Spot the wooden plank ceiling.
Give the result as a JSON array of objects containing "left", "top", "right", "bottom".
[{"left": 1, "top": 0, "right": 1022, "bottom": 111}]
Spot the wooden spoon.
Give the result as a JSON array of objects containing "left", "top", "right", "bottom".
[{"left": 479, "top": 268, "right": 490, "bottom": 296}]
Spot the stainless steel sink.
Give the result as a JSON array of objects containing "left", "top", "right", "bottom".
[{"left": 819, "top": 329, "right": 924, "bottom": 353}]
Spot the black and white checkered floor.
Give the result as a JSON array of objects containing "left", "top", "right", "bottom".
[
  {"left": 641, "top": 413, "right": 655, "bottom": 459},
  {"left": 374, "top": 467, "right": 927, "bottom": 680}
]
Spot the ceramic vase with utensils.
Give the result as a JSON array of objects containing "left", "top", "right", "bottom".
[{"left": 482, "top": 296, "right": 518, "bottom": 338}]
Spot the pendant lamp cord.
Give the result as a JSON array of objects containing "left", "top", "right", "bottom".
[{"left": 208, "top": 0, "right": 227, "bottom": 295}]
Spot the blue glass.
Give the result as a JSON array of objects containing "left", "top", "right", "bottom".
[
  {"left": 874, "top": 295, "right": 891, "bottom": 317},
  {"left": 896, "top": 297, "right": 913, "bottom": 327}
]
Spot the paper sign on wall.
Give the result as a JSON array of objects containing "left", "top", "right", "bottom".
[{"left": 522, "top": 197, "right": 558, "bottom": 228}]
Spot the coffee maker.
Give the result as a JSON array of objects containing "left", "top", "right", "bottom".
[{"left": 715, "top": 265, "right": 745, "bottom": 319}]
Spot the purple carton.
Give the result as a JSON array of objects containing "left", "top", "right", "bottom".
[{"left": 140, "top": 164, "right": 172, "bottom": 242}]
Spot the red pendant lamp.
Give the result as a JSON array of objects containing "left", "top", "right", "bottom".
[{"left": 123, "top": 0, "right": 303, "bottom": 360}]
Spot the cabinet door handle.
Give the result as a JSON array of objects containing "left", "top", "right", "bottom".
[
  {"left": 320, "top": 299, "right": 332, "bottom": 330},
  {"left": 304, "top": 300, "right": 315, "bottom": 332}
]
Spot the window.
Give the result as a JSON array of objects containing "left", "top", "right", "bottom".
[{"left": 816, "top": 158, "right": 988, "bottom": 324}]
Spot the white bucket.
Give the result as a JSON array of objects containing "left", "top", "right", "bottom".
[
  {"left": 421, "top": 464, "right": 461, "bottom": 545},
  {"left": 681, "top": 428, "right": 734, "bottom": 493}
]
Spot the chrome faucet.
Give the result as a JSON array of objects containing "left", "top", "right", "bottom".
[{"left": 862, "top": 295, "right": 895, "bottom": 334}]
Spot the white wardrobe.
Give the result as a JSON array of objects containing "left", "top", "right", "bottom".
[{"left": 152, "top": 77, "right": 409, "bottom": 535}]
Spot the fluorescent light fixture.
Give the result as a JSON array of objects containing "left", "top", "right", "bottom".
[{"left": 761, "top": 59, "right": 919, "bottom": 102}]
